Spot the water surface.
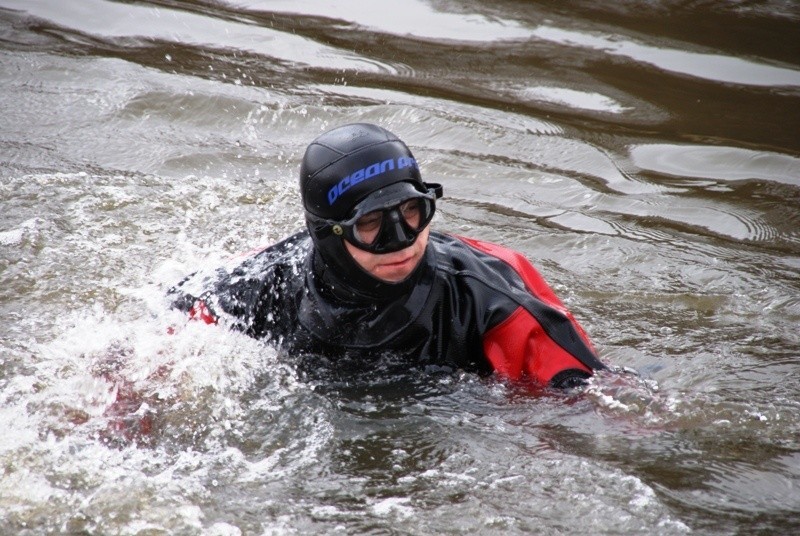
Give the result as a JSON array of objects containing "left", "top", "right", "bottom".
[{"left": 1, "top": 0, "right": 799, "bottom": 534}]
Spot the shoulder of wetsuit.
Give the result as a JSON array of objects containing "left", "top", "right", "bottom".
[
  {"left": 431, "top": 232, "right": 607, "bottom": 375},
  {"left": 167, "top": 285, "right": 198, "bottom": 313},
  {"left": 167, "top": 230, "right": 312, "bottom": 313}
]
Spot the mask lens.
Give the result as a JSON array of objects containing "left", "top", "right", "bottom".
[
  {"left": 353, "top": 210, "right": 383, "bottom": 245},
  {"left": 352, "top": 197, "right": 432, "bottom": 248},
  {"left": 398, "top": 198, "right": 424, "bottom": 230}
]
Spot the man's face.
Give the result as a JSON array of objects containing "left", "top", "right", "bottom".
[{"left": 344, "top": 225, "right": 431, "bottom": 283}]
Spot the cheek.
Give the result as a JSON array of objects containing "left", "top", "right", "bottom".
[
  {"left": 414, "top": 227, "right": 431, "bottom": 252},
  {"left": 344, "top": 240, "right": 377, "bottom": 271}
]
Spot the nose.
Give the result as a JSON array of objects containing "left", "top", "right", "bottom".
[{"left": 379, "top": 208, "right": 414, "bottom": 252}]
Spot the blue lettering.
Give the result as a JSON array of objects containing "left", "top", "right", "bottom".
[
  {"left": 380, "top": 159, "right": 395, "bottom": 173},
  {"left": 365, "top": 163, "right": 381, "bottom": 179},
  {"left": 398, "top": 156, "right": 416, "bottom": 169},
  {"left": 350, "top": 169, "right": 365, "bottom": 185},
  {"left": 326, "top": 157, "right": 414, "bottom": 205},
  {"left": 339, "top": 176, "right": 351, "bottom": 194}
]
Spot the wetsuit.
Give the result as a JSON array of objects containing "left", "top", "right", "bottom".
[{"left": 169, "top": 230, "right": 605, "bottom": 388}]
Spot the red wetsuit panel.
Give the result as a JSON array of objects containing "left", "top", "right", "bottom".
[
  {"left": 189, "top": 300, "right": 217, "bottom": 325},
  {"left": 458, "top": 236, "right": 596, "bottom": 384},
  {"left": 457, "top": 236, "right": 565, "bottom": 307},
  {"left": 457, "top": 235, "right": 596, "bottom": 353},
  {"left": 483, "top": 305, "right": 591, "bottom": 384}
]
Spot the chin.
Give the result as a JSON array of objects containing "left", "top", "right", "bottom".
[
  {"left": 374, "top": 269, "right": 413, "bottom": 283},
  {"left": 373, "top": 259, "right": 418, "bottom": 283}
]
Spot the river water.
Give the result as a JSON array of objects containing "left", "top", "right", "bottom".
[{"left": 1, "top": 1, "right": 799, "bottom": 534}]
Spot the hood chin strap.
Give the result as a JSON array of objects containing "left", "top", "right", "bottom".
[
  {"left": 298, "top": 242, "right": 438, "bottom": 348},
  {"left": 310, "top": 244, "right": 431, "bottom": 305}
]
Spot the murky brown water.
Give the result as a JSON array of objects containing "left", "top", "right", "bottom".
[{"left": 1, "top": 1, "right": 799, "bottom": 534}]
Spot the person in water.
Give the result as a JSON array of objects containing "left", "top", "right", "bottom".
[{"left": 170, "top": 123, "right": 605, "bottom": 388}]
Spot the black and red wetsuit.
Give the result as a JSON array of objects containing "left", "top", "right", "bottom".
[{"left": 169, "top": 230, "right": 604, "bottom": 388}]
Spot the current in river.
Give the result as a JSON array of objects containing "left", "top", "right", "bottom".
[{"left": 1, "top": 1, "right": 799, "bottom": 534}]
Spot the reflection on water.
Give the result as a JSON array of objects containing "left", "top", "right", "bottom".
[
  {"left": 630, "top": 144, "right": 800, "bottom": 186},
  {"left": 0, "top": 0, "right": 390, "bottom": 72},
  {"left": 247, "top": 0, "right": 536, "bottom": 42},
  {"left": 1, "top": 0, "right": 799, "bottom": 534},
  {"left": 529, "top": 24, "right": 800, "bottom": 88}
]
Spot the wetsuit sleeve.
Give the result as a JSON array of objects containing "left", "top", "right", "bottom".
[
  {"left": 166, "top": 232, "right": 313, "bottom": 338},
  {"left": 167, "top": 282, "right": 219, "bottom": 325},
  {"left": 482, "top": 306, "right": 593, "bottom": 387},
  {"left": 459, "top": 236, "right": 602, "bottom": 387},
  {"left": 187, "top": 298, "right": 218, "bottom": 325}
]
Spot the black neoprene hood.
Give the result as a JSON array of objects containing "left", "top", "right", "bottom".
[
  {"left": 300, "top": 123, "right": 426, "bottom": 221},
  {"left": 298, "top": 123, "right": 435, "bottom": 301}
]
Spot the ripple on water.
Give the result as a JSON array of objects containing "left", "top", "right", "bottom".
[
  {"left": 529, "top": 25, "right": 800, "bottom": 88},
  {"left": 231, "top": 0, "right": 534, "bottom": 43},
  {"left": 0, "top": 0, "right": 393, "bottom": 74},
  {"left": 622, "top": 143, "right": 800, "bottom": 246},
  {"left": 630, "top": 143, "right": 800, "bottom": 188},
  {"left": 516, "top": 85, "right": 631, "bottom": 113}
]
